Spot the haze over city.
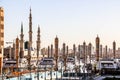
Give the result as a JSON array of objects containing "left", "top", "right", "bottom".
[
  {"left": 1, "top": 0, "right": 120, "bottom": 48},
  {"left": 2, "top": 1, "right": 120, "bottom": 80}
]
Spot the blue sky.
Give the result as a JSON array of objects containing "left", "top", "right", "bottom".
[{"left": 1, "top": 0, "right": 120, "bottom": 48}]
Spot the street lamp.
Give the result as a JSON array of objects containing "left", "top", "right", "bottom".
[
  {"left": 36, "top": 58, "right": 39, "bottom": 80},
  {"left": 50, "top": 64, "right": 53, "bottom": 80},
  {"left": 68, "top": 67, "right": 70, "bottom": 80},
  {"left": 44, "top": 65, "right": 46, "bottom": 80},
  {"left": 56, "top": 70, "right": 57, "bottom": 80},
  {"left": 37, "top": 64, "right": 40, "bottom": 80},
  {"left": 78, "top": 45, "right": 81, "bottom": 80},
  {"left": 61, "top": 62, "right": 62, "bottom": 80}
]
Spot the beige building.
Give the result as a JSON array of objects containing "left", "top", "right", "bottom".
[{"left": 0, "top": 7, "right": 4, "bottom": 74}]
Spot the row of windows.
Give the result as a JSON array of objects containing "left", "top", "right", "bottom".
[
  {"left": 1, "top": 29, "right": 4, "bottom": 33},
  {"left": 0, "top": 38, "right": 4, "bottom": 42},
  {"left": 0, "top": 13, "right": 3, "bottom": 15},
  {"left": 0, "top": 9, "right": 4, "bottom": 12},
  {"left": 31, "top": 57, "right": 41, "bottom": 59},
  {"left": 1, "top": 25, "right": 4, "bottom": 28},
  {"left": 0, "top": 21, "right": 4, "bottom": 25},
  {"left": 0, "top": 16, "right": 4, "bottom": 21},
  {"left": 0, "top": 41, "right": 4, "bottom": 46},
  {"left": 0, "top": 24, "right": 4, "bottom": 28},
  {"left": 0, "top": 33, "right": 4, "bottom": 37},
  {"left": 0, "top": 58, "right": 1, "bottom": 74},
  {"left": 40, "top": 65, "right": 52, "bottom": 68}
]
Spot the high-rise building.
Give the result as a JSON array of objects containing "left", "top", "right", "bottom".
[
  {"left": 113, "top": 41, "right": 116, "bottom": 59},
  {"left": 15, "top": 37, "right": 19, "bottom": 68},
  {"left": 66, "top": 45, "right": 68, "bottom": 56},
  {"left": 78, "top": 45, "right": 80, "bottom": 61},
  {"left": 13, "top": 42, "right": 15, "bottom": 59},
  {"left": 88, "top": 43, "right": 92, "bottom": 63},
  {"left": 20, "top": 23, "right": 24, "bottom": 58},
  {"left": 63, "top": 43, "right": 66, "bottom": 71},
  {"left": 96, "top": 35, "right": 100, "bottom": 61},
  {"left": 83, "top": 41, "right": 86, "bottom": 63},
  {"left": 100, "top": 45, "right": 102, "bottom": 58},
  {"left": 73, "top": 44, "right": 75, "bottom": 59},
  {"left": 54, "top": 36, "right": 59, "bottom": 70},
  {"left": 105, "top": 45, "right": 107, "bottom": 59},
  {"left": 0, "top": 7, "right": 4, "bottom": 75},
  {"left": 51, "top": 44, "right": 53, "bottom": 57},
  {"left": 48, "top": 46, "right": 50, "bottom": 57}
]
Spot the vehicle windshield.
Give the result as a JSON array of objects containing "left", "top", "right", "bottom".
[{"left": 101, "top": 63, "right": 113, "bottom": 68}]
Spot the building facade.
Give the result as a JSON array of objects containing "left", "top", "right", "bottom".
[
  {"left": 54, "top": 36, "right": 59, "bottom": 70},
  {"left": 0, "top": 7, "right": 4, "bottom": 74},
  {"left": 96, "top": 35, "right": 100, "bottom": 61}
]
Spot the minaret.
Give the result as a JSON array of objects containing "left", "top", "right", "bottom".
[
  {"left": 96, "top": 35, "right": 100, "bottom": 61},
  {"left": 113, "top": 41, "right": 116, "bottom": 59},
  {"left": 54, "top": 36, "right": 59, "bottom": 71},
  {"left": 20, "top": 23, "right": 24, "bottom": 58},
  {"left": 28, "top": 8, "right": 33, "bottom": 67},
  {"left": 29, "top": 8, "right": 32, "bottom": 47},
  {"left": 36, "top": 26, "right": 40, "bottom": 80},
  {"left": 36, "top": 26, "right": 40, "bottom": 60}
]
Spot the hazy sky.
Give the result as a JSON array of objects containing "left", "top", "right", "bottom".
[{"left": 1, "top": 0, "right": 120, "bottom": 48}]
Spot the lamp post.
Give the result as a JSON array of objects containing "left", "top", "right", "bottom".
[
  {"left": 45, "top": 65, "right": 46, "bottom": 80},
  {"left": 19, "top": 61, "right": 22, "bottom": 80},
  {"left": 50, "top": 65, "right": 52, "bottom": 80},
  {"left": 61, "top": 62, "right": 62, "bottom": 80},
  {"left": 68, "top": 67, "right": 70, "bottom": 80},
  {"left": 78, "top": 45, "right": 81, "bottom": 80},
  {"left": 56, "top": 70, "right": 57, "bottom": 80},
  {"left": 82, "top": 41, "right": 86, "bottom": 80}
]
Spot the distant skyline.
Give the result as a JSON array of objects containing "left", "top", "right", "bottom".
[{"left": 1, "top": 0, "right": 120, "bottom": 48}]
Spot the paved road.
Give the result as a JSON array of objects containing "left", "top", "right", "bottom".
[{"left": 94, "top": 75, "right": 120, "bottom": 80}]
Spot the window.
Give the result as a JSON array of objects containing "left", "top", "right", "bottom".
[
  {"left": 0, "top": 49, "right": 2, "bottom": 54},
  {"left": 0, "top": 16, "right": 4, "bottom": 21},
  {"left": 26, "top": 78, "right": 32, "bottom": 80},
  {"left": 1, "top": 33, "right": 4, "bottom": 37},
  {"left": 0, "top": 11, "right": 4, "bottom": 16},
  {"left": 0, "top": 58, "right": 1, "bottom": 74},
  {"left": 1, "top": 41, "right": 4, "bottom": 46},
  {"left": 1, "top": 25, "right": 4, "bottom": 28}
]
